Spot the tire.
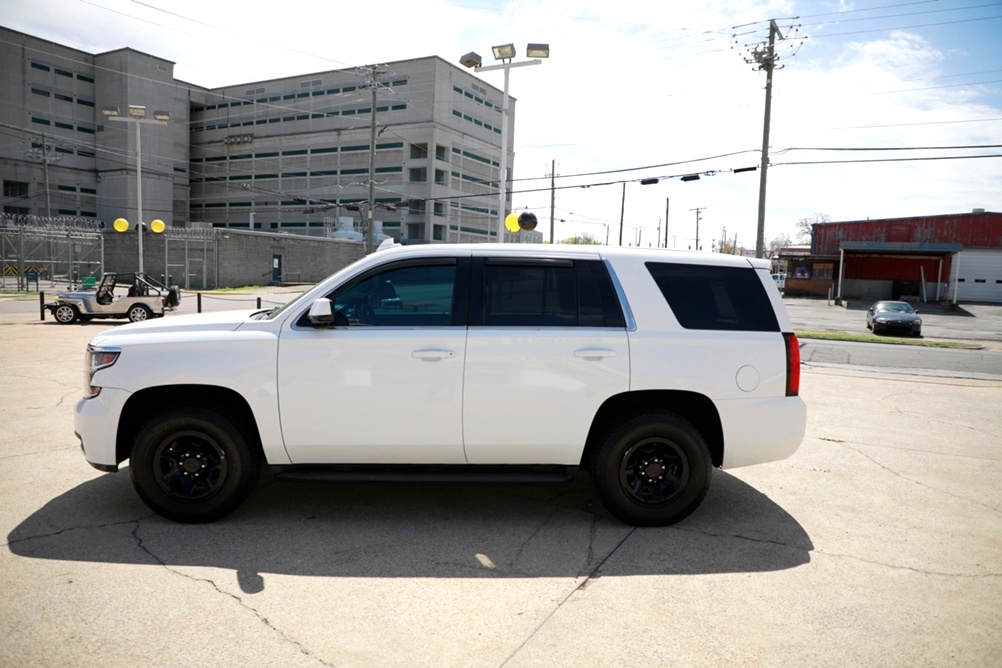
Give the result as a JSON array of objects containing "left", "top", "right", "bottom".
[
  {"left": 128, "top": 304, "right": 153, "bottom": 322},
  {"left": 591, "top": 412, "right": 712, "bottom": 526},
  {"left": 129, "top": 407, "right": 260, "bottom": 523},
  {"left": 53, "top": 304, "right": 79, "bottom": 324}
]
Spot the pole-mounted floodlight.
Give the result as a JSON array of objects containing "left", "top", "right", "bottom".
[
  {"left": 525, "top": 43, "right": 550, "bottom": 58},
  {"left": 491, "top": 43, "right": 516, "bottom": 61},
  {"left": 459, "top": 42, "right": 549, "bottom": 243},
  {"left": 459, "top": 52, "right": 482, "bottom": 68}
]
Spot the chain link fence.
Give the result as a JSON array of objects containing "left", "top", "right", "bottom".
[{"left": 1, "top": 215, "right": 221, "bottom": 291}]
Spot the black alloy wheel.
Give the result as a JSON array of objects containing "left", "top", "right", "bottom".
[
  {"left": 130, "top": 408, "right": 259, "bottom": 522},
  {"left": 591, "top": 412, "right": 712, "bottom": 526}
]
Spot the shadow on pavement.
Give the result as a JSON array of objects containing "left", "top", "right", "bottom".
[{"left": 8, "top": 469, "right": 813, "bottom": 593}]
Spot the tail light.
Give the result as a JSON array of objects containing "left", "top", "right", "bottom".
[{"left": 784, "top": 332, "right": 801, "bottom": 396}]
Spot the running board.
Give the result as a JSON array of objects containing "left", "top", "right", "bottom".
[{"left": 271, "top": 464, "right": 579, "bottom": 484}]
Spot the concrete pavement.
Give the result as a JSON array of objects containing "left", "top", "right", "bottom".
[{"left": 1, "top": 306, "right": 1000, "bottom": 666}]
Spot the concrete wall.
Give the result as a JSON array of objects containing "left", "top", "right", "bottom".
[{"left": 215, "top": 229, "right": 364, "bottom": 287}]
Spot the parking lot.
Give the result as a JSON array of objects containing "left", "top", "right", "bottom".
[{"left": 1, "top": 300, "right": 1000, "bottom": 666}]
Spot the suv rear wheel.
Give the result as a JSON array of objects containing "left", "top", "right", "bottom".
[
  {"left": 129, "top": 407, "right": 260, "bottom": 522},
  {"left": 591, "top": 412, "right": 712, "bottom": 526}
]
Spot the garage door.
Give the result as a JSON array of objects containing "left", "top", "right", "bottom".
[{"left": 955, "top": 249, "right": 1002, "bottom": 303}]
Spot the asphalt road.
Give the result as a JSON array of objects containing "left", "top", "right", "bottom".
[{"left": 0, "top": 298, "right": 1000, "bottom": 666}]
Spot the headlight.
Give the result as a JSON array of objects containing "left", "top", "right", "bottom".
[
  {"left": 85, "top": 345, "right": 120, "bottom": 398},
  {"left": 874, "top": 317, "right": 887, "bottom": 323}
]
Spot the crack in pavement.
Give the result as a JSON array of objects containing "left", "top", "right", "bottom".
[
  {"left": 811, "top": 548, "right": 1002, "bottom": 578},
  {"left": 129, "top": 521, "right": 336, "bottom": 668},
  {"left": 840, "top": 442, "right": 1002, "bottom": 515},
  {"left": 3, "top": 517, "right": 146, "bottom": 549},
  {"left": 0, "top": 444, "right": 76, "bottom": 461},
  {"left": 499, "top": 526, "right": 637, "bottom": 666}
]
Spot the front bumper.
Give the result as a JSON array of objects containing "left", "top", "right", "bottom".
[{"left": 74, "top": 387, "right": 131, "bottom": 471}]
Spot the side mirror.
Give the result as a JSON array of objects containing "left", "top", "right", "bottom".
[{"left": 308, "top": 298, "right": 334, "bottom": 326}]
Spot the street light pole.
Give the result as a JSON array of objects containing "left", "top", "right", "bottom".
[
  {"left": 460, "top": 43, "right": 549, "bottom": 243},
  {"left": 102, "top": 105, "right": 170, "bottom": 274},
  {"left": 134, "top": 118, "right": 144, "bottom": 274}
]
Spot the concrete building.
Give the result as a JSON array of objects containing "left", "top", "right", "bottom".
[{"left": 1, "top": 26, "right": 541, "bottom": 247}]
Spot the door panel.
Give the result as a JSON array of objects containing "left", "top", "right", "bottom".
[
  {"left": 278, "top": 259, "right": 468, "bottom": 464},
  {"left": 463, "top": 329, "right": 629, "bottom": 464}
]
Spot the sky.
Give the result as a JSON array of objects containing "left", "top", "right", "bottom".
[{"left": 2, "top": 0, "right": 1001, "bottom": 249}]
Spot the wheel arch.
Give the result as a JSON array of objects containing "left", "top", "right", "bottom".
[
  {"left": 116, "top": 385, "right": 263, "bottom": 465},
  {"left": 582, "top": 390, "right": 724, "bottom": 469}
]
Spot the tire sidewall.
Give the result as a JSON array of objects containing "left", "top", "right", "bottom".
[
  {"left": 592, "top": 413, "right": 712, "bottom": 526},
  {"left": 54, "top": 304, "right": 78, "bottom": 324},
  {"left": 129, "top": 408, "right": 259, "bottom": 523},
  {"left": 128, "top": 304, "right": 152, "bottom": 322}
]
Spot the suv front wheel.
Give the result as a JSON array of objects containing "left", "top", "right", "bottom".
[
  {"left": 591, "top": 412, "right": 712, "bottom": 526},
  {"left": 129, "top": 407, "right": 260, "bottom": 522}
]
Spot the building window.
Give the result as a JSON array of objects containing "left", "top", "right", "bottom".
[
  {"left": 814, "top": 263, "right": 833, "bottom": 281},
  {"left": 434, "top": 169, "right": 447, "bottom": 184},
  {"left": 409, "top": 168, "right": 427, "bottom": 183},
  {"left": 410, "top": 143, "right": 428, "bottom": 159},
  {"left": 436, "top": 145, "right": 447, "bottom": 160}
]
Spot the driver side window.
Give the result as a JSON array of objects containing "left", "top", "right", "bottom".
[{"left": 331, "top": 263, "right": 457, "bottom": 327}]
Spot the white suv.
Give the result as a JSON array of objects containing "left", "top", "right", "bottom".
[{"left": 75, "top": 244, "right": 806, "bottom": 526}]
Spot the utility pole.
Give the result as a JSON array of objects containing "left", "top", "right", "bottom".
[
  {"left": 742, "top": 19, "right": 788, "bottom": 259},
  {"left": 25, "top": 132, "right": 60, "bottom": 219},
  {"left": 664, "top": 198, "right": 670, "bottom": 248},
  {"left": 618, "top": 181, "right": 626, "bottom": 246},
  {"left": 690, "top": 207, "right": 705, "bottom": 251},
  {"left": 361, "top": 64, "right": 387, "bottom": 254},
  {"left": 549, "top": 159, "right": 556, "bottom": 243}
]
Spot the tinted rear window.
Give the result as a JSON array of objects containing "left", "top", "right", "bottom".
[{"left": 646, "top": 262, "right": 779, "bottom": 332}]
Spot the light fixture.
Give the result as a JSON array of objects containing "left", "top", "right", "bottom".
[
  {"left": 127, "top": 105, "right": 147, "bottom": 118},
  {"left": 459, "top": 52, "right": 482, "bottom": 69},
  {"left": 101, "top": 106, "right": 121, "bottom": 117},
  {"left": 460, "top": 41, "right": 550, "bottom": 242},
  {"left": 525, "top": 43, "right": 550, "bottom": 58},
  {"left": 492, "top": 43, "right": 516, "bottom": 60},
  {"left": 153, "top": 110, "right": 171, "bottom": 121}
]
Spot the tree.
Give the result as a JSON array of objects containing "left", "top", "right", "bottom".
[
  {"left": 562, "top": 233, "right": 601, "bottom": 245},
  {"left": 769, "top": 233, "right": 793, "bottom": 252},
  {"left": 795, "top": 213, "right": 832, "bottom": 243}
]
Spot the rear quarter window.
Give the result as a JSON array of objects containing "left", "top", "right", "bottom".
[{"left": 646, "top": 262, "right": 779, "bottom": 332}]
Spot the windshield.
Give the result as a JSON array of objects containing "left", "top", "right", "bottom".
[{"left": 877, "top": 302, "right": 915, "bottom": 314}]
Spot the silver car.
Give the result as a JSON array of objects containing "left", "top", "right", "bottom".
[{"left": 47, "top": 272, "right": 180, "bottom": 324}]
